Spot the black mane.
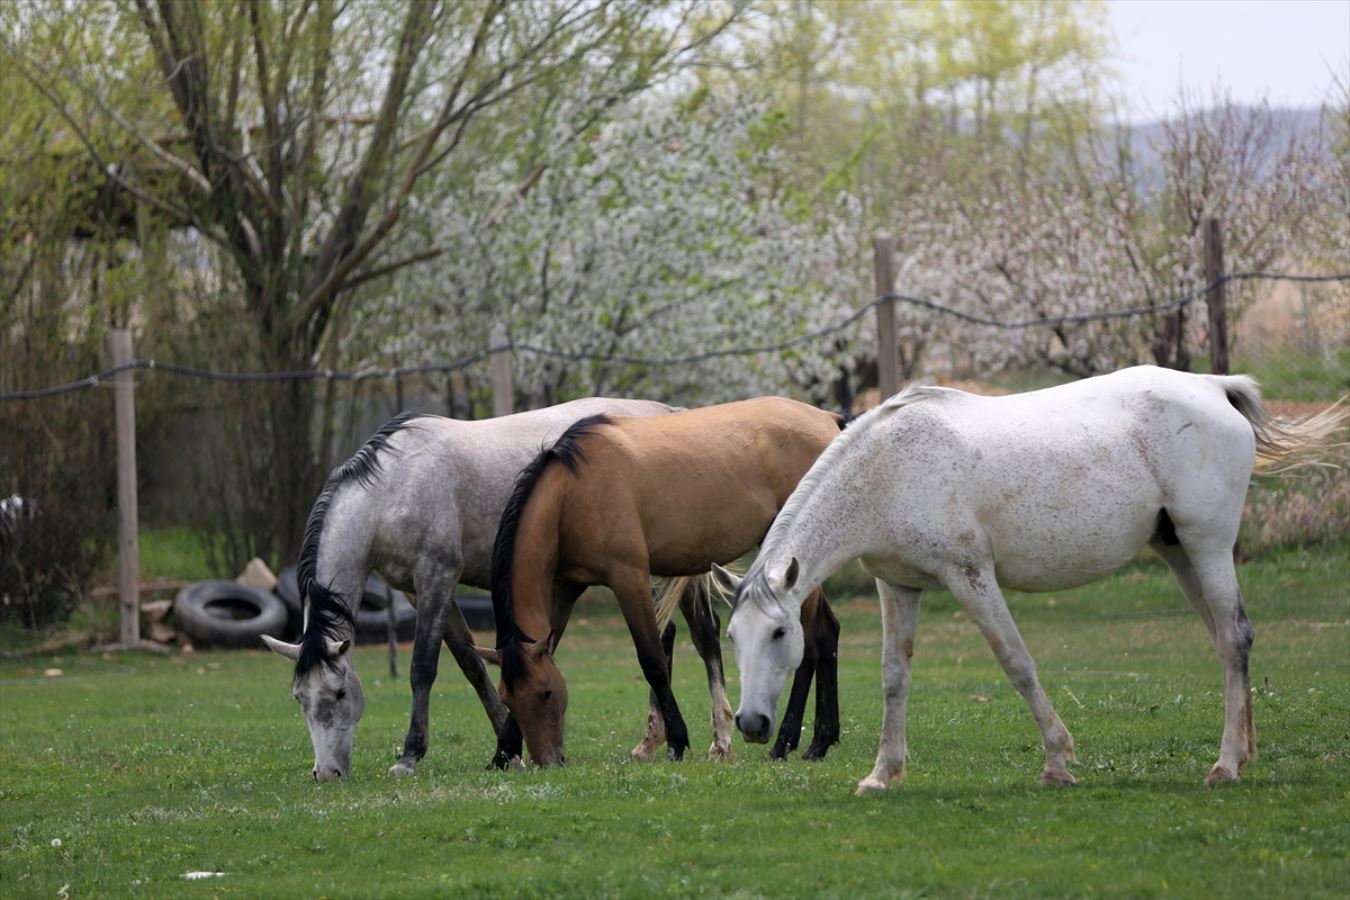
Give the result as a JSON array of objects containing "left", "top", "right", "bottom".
[
  {"left": 490, "top": 413, "right": 611, "bottom": 689},
  {"left": 295, "top": 411, "right": 423, "bottom": 678}
]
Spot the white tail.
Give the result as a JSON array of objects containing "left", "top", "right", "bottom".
[{"left": 1221, "top": 377, "right": 1348, "bottom": 474}]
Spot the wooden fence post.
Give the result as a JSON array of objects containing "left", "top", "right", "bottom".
[
  {"left": 109, "top": 329, "right": 140, "bottom": 647},
  {"left": 1204, "top": 217, "right": 1229, "bottom": 375},
  {"left": 490, "top": 326, "right": 513, "bottom": 417},
  {"left": 873, "top": 233, "right": 899, "bottom": 401}
]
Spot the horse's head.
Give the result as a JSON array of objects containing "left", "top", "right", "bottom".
[
  {"left": 476, "top": 633, "right": 568, "bottom": 766},
  {"left": 263, "top": 635, "right": 365, "bottom": 780},
  {"left": 727, "top": 558, "right": 806, "bottom": 744}
]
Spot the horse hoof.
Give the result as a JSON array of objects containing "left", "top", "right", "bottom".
[
  {"left": 388, "top": 760, "right": 417, "bottom": 777},
  {"left": 854, "top": 776, "right": 890, "bottom": 796},
  {"left": 630, "top": 742, "right": 661, "bottom": 761},
  {"left": 707, "top": 742, "right": 736, "bottom": 762},
  {"left": 1205, "top": 764, "right": 1240, "bottom": 785},
  {"left": 1040, "top": 767, "right": 1077, "bottom": 788},
  {"left": 666, "top": 745, "right": 686, "bottom": 762}
]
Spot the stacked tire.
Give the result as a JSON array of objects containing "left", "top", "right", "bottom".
[
  {"left": 174, "top": 569, "right": 417, "bottom": 648},
  {"left": 274, "top": 566, "right": 416, "bottom": 644},
  {"left": 173, "top": 582, "right": 289, "bottom": 649}
]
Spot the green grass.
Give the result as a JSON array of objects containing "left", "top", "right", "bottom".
[
  {"left": 136, "top": 527, "right": 223, "bottom": 583},
  {"left": 2, "top": 545, "right": 1348, "bottom": 898},
  {"left": 1230, "top": 347, "right": 1350, "bottom": 404}
]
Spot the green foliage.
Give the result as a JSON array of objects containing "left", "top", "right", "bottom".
[
  {"left": 1, "top": 545, "right": 1346, "bottom": 897},
  {"left": 136, "top": 528, "right": 222, "bottom": 584}
]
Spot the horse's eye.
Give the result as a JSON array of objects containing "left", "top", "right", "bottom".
[
  {"left": 336, "top": 689, "right": 347, "bottom": 701},
  {"left": 772, "top": 627, "right": 786, "bottom": 641},
  {"left": 542, "top": 690, "right": 553, "bottom": 701}
]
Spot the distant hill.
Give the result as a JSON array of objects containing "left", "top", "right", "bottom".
[{"left": 1123, "top": 106, "right": 1328, "bottom": 182}]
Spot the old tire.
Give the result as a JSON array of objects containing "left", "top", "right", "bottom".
[
  {"left": 275, "top": 565, "right": 304, "bottom": 640},
  {"left": 455, "top": 589, "right": 495, "bottom": 631},
  {"left": 174, "top": 581, "right": 288, "bottom": 648},
  {"left": 276, "top": 566, "right": 401, "bottom": 642},
  {"left": 354, "top": 588, "right": 416, "bottom": 644}
]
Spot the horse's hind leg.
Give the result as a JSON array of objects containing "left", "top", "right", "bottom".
[
  {"left": 802, "top": 589, "right": 841, "bottom": 761},
  {"left": 1152, "top": 536, "right": 1256, "bottom": 784},
  {"left": 857, "top": 581, "right": 921, "bottom": 794},
  {"left": 678, "top": 578, "right": 736, "bottom": 762},
  {"left": 631, "top": 616, "right": 675, "bottom": 760},
  {"left": 943, "top": 566, "right": 1076, "bottom": 788}
]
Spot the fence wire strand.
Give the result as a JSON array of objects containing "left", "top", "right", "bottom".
[{"left": 4, "top": 271, "right": 1347, "bottom": 402}]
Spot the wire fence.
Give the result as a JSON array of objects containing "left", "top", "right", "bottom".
[
  {"left": 2, "top": 263, "right": 1346, "bottom": 630},
  {"left": 4, "top": 271, "right": 1347, "bottom": 402}
]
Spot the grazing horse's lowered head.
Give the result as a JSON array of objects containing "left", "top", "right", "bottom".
[
  {"left": 263, "top": 631, "right": 364, "bottom": 781},
  {"left": 262, "top": 413, "right": 419, "bottom": 779},
  {"left": 726, "top": 559, "right": 809, "bottom": 744}
]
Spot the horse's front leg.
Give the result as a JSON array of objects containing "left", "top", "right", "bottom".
[
  {"left": 771, "top": 634, "right": 817, "bottom": 760},
  {"left": 613, "top": 570, "right": 690, "bottom": 761},
  {"left": 631, "top": 619, "right": 675, "bottom": 760},
  {"left": 391, "top": 579, "right": 458, "bottom": 776},
  {"left": 802, "top": 589, "right": 841, "bottom": 761},
  {"left": 945, "top": 565, "right": 1075, "bottom": 787},
  {"left": 857, "top": 581, "right": 920, "bottom": 795}
]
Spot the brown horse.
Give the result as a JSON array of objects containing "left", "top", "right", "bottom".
[{"left": 475, "top": 397, "right": 845, "bottom": 766}]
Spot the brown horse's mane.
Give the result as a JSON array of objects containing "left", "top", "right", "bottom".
[{"left": 490, "top": 413, "right": 612, "bottom": 689}]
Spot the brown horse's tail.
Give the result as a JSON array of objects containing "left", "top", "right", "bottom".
[
  {"left": 654, "top": 563, "right": 745, "bottom": 633},
  {"left": 1219, "top": 377, "right": 1348, "bottom": 474}
]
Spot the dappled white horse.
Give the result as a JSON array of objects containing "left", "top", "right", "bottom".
[
  {"left": 728, "top": 366, "right": 1345, "bottom": 794},
  {"left": 263, "top": 398, "right": 673, "bottom": 780}
]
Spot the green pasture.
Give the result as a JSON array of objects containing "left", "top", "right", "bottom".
[{"left": 2, "top": 545, "right": 1348, "bottom": 898}]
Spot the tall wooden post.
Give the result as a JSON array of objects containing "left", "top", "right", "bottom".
[
  {"left": 109, "top": 329, "right": 140, "bottom": 646},
  {"left": 873, "top": 233, "right": 899, "bottom": 401},
  {"left": 1204, "top": 217, "right": 1229, "bottom": 375},
  {"left": 490, "top": 326, "right": 513, "bottom": 417}
]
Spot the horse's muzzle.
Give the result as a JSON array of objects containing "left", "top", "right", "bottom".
[
  {"left": 313, "top": 767, "right": 345, "bottom": 782},
  {"left": 735, "top": 711, "right": 773, "bottom": 743}
]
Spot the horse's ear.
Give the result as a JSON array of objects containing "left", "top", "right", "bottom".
[
  {"left": 711, "top": 564, "right": 742, "bottom": 594},
  {"left": 524, "top": 632, "right": 554, "bottom": 659},
  {"left": 262, "top": 634, "right": 301, "bottom": 660},
  {"left": 784, "top": 557, "right": 799, "bottom": 590},
  {"left": 474, "top": 646, "right": 502, "bottom": 666},
  {"left": 327, "top": 639, "right": 351, "bottom": 657}
]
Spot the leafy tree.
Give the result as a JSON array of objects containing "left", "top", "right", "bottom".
[
  {"left": 347, "top": 91, "right": 866, "bottom": 410},
  {"left": 5, "top": 0, "right": 744, "bottom": 563}
]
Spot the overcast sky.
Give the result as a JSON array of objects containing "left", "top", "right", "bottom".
[{"left": 1106, "top": 0, "right": 1350, "bottom": 121}]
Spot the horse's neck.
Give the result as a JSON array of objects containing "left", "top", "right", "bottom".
[
  {"left": 509, "top": 506, "right": 563, "bottom": 641},
  {"left": 767, "top": 445, "right": 873, "bottom": 603}
]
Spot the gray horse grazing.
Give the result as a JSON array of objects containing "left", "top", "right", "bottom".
[{"left": 263, "top": 398, "right": 672, "bottom": 780}]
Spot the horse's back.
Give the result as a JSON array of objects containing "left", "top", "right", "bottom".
[
  {"left": 333, "top": 399, "right": 671, "bottom": 590},
  {"left": 872, "top": 367, "right": 1256, "bottom": 591},
  {"left": 561, "top": 397, "right": 841, "bottom": 575}
]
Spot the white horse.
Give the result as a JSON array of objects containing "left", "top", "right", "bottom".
[{"left": 727, "top": 366, "right": 1345, "bottom": 794}]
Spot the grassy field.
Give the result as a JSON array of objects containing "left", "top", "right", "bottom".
[{"left": 1, "top": 544, "right": 1347, "bottom": 898}]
